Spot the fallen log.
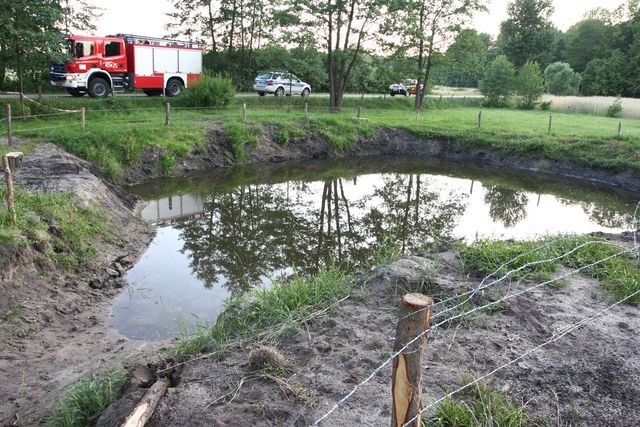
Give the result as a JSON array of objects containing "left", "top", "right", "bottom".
[{"left": 121, "top": 378, "right": 169, "bottom": 427}]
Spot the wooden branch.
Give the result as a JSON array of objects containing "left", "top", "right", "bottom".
[{"left": 121, "top": 378, "right": 169, "bottom": 427}]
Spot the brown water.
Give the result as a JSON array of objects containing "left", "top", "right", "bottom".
[{"left": 108, "top": 157, "right": 637, "bottom": 340}]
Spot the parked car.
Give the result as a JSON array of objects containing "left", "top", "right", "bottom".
[
  {"left": 253, "top": 72, "right": 311, "bottom": 97},
  {"left": 388, "top": 79, "right": 416, "bottom": 96}
]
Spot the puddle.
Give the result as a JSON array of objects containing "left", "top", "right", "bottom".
[{"left": 109, "top": 157, "right": 637, "bottom": 340}]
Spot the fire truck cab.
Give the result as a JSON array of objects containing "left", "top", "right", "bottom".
[{"left": 50, "top": 34, "right": 202, "bottom": 98}]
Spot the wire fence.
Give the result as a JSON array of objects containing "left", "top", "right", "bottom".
[{"left": 311, "top": 236, "right": 640, "bottom": 425}]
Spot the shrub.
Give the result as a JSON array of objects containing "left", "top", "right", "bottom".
[
  {"left": 479, "top": 55, "right": 516, "bottom": 107},
  {"left": 514, "top": 61, "right": 544, "bottom": 110},
  {"left": 539, "top": 101, "right": 552, "bottom": 110},
  {"left": 544, "top": 62, "right": 582, "bottom": 95},
  {"left": 182, "top": 73, "right": 235, "bottom": 107},
  {"left": 606, "top": 97, "right": 623, "bottom": 118}
]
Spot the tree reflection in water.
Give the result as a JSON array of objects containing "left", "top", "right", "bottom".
[
  {"left": 484, "top": 185, "right": 529, "bottom": 227},
  {"left": 176, "top": 174, "right": 466, "bottom": 294}
]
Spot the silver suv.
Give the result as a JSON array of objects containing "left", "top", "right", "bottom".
[{"left": 253, "top": 72, "right": 311, "bottom": 97}]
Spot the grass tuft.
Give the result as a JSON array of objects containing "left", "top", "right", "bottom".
[
  {"left": 458, "top": 236, "right": 640, "bottom": 304},
  {"left": 174, "top": 267, "right": 349, "bottom": 358},
  {"left": 424, "top": 379, "right": 546, "bottom": 426},
  {"left": 0, "top": 189, "right": 110, "bottom": 271},
  {"left": 48, "top": 369, "right": 126, "bottom": 427}
]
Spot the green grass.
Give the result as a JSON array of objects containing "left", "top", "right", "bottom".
[
  {"left": 3, "top": 96, "right": 640, "bottom": 180},
  {"left": 458, "top": 236, "right": 640, "bottom": 304},
  {"left": 424, "top": 379, "right": 547, "bottom": 427},
  {"left": 0, "top": 188, "right": 110, "bottom": 271},
  {"left": 174, "top": 267, "right": 349, "bottom": 358},
  {"left": 47, "top": 369, "right": 126, "bottom": 427},
  {"left": 224, "top": 122, "right": 260, "bottom": 161}
]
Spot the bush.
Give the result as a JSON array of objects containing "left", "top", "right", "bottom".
[
  {"left": 539, "top": 101, "right": 552, "bottom": 110},
  {"left": 181, "top": 73, "right": 235, "bottom": 107},
  {"left": 514, "top": 61, "right": 544, "bottom": 110},
  {"left": 544, "top": 62, "right": 582, "bottom": 95},
  {"left": 479, "top": 55, "right": 516, "bottom": 107},
  {"left": 606, "top": 97, "right": 623, "bottom": 117}
]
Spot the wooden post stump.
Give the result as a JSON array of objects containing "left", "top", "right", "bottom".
[
  {"left": 165, "top": 103, "right": 171, "bottom": 126},
  {"left": 357, "top": 106, "right": 362, "bottom": 119},
  {"left": 3, "top": 153, "right": 20, "bottom": 226},
  {"left": 81, "top": 107, "right": 86, "bottom": 130},
  {"left": 304, "top": 102, "right": 308, "bottom": 120},
  {"left": 618, "top": 122, "right": 623, "bottom": 138},
  {"left": 548, "top": 115, "right": 552, "bottom": 134},
  {"left": 477, "top": 110, "right": 482, "bottom": 129},
  {"left": 243, "top": 103, "right": 248, "bottom": 122},
  {"left": 391, "top": 293, "right": 434, "bottom": 427},
  {"left": 6, "top": 104, "right": 13, "bottom": 146}
]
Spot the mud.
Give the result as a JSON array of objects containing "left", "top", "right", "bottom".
[
  {"left": 118, "top": 248, "right": 639, "bottom": 427},
  {"left": 0, "top": 144, "right": 158, "bottom": 426},
  {"left": 122, "top": 126, "right": 640, "bottom": 194}
]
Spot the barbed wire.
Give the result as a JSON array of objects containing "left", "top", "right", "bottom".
[
  {"left": 403, "top": 283, "right": 640, "bottom": 427},
  {"left": 395, "top": 239, "right": 626, "bottom": 328},
  {"left": 311, "top": 242, "right": 639, "bottom": 425}
]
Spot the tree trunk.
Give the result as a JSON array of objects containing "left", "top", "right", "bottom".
[{"left": 207, "top": 1, "right": 217, "bottom": 53}]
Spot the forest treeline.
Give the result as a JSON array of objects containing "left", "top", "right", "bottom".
[{"left": 1, "top": 0, "right": 639, "bottom": 106}]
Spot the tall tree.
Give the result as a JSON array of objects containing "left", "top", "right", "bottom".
[
  {"left": 565, "top": 19, "right": 612, "bottom": 73},
  {"left": 497, "top": 0, "right": 556, "bottom": 68},
  {"left": 380, "top": 0, "right": 485, "bottom": 110},
  {"left": 0, "top": 0, "right": 62, "bottom": 99},
  {"left": 297, "top": 0, "right": 382, "bottom": 109},
  {"left": 440, "top": 29, "right": 487, "bottom": 87},
  {"left": 59, "top": 0, "right": 104, "bottom": 34}
]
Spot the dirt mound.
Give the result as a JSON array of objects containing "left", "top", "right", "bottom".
[
  {"left": 106, "top": 253, "right": 640, "bottom": 426},
  {"left": 0, "top": 143, "right": 156, "bottom": 426}
]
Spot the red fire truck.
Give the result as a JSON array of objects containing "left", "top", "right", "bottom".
[{"left": 50, "top": 34, "right": 202, "bottom": 98}]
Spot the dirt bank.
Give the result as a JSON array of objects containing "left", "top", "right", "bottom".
[
  {"left": 0, "top": 144, "right": 157, "bottom": 426},
  {"left": 123, "top": 126, "right": 640, "bottom": 194},
  {"left": 100, "top": 238, "right": 640, "bottom": 426}
]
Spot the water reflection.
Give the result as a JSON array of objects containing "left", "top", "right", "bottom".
[{"left": 110, "top": 157, "right": 637, "bottom": 340}]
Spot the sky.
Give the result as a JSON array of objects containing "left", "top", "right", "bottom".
[{"left": 94, "top": 0, "right": 626, "bottom": 39}]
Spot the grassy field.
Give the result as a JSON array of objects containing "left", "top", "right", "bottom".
[{"left": 1, "top": 95, "right": 639, "bottom": 181}]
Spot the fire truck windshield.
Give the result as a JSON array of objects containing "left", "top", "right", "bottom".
[{"left": 67, "top": 40, "right": 94, "bottom": 58}]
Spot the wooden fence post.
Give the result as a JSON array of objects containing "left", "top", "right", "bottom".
[
  {"left": 243, "top": 103, "right": 247, "bottom": 122},
  {"left": 80, "top": 107, "right": 86, "bottom": 130},
  {"left": 6, "top": 104, "right": 13, "bottom": 146},
  {"left": 618, "top": 122, "right": 622, "bottom": 138},
  {"left": 477, "top": 110, "right": 482, "bottom": 129},
  {"left": 165, "top": 102, "right": 171, "bottom": 126},
  {"left": 304, "top": 102, "right": 308, "bottom": 120},
  {"left": 548, "top": 115, "right": 552, "bottom": 134},
  {"left": 391, "top": 293, "right": 434, "bottom": 427},
  {"left": 3, "top": 154, "right": 17, "bottom": 226},
  {"left": 357, "top": 106, "right": 362, "bottom": 119}
]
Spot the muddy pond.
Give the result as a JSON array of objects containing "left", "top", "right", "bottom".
[{"left": 108, "top": 157, "right": 637, "bottom": 340}]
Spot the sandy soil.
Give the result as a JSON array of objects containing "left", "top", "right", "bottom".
[
  {"left": 0, "top": 144, "right": 158, "bottom": 426},
  {"left": 98, "top": 245, "right": 640, "bottom": 427}
]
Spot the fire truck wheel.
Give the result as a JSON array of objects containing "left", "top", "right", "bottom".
[
  {"left": 166, "top": 79, "right": 184, "bottom": 97},
  {"left": 88, "top": 77, "right": 110, "bottom": 98}
]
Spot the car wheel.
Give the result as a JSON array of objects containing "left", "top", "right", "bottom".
[
  {"left": 301, "top": 88, "right": 310, "bottom": 97},
  {"left": 390, "top": 92, "right": 396, "bottom": 97},
  {"left": 404, "top": 91, "right": 409, "bottom": 97},
  {"left": 258, "top": 91, "right": 266, "bottom": 96},
  {"left": 275, "top": 87, "right": 285, "bottom": 96},
  {"left": 88, "top": 77, "right": 109, "bottom": 98},
  {"left": 166, "top": 78, "right": 184, "bottom": 97}
]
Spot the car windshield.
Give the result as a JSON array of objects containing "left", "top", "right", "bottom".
[{"left": 256, "top": 73, "right": 272, "bottom": 79}]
